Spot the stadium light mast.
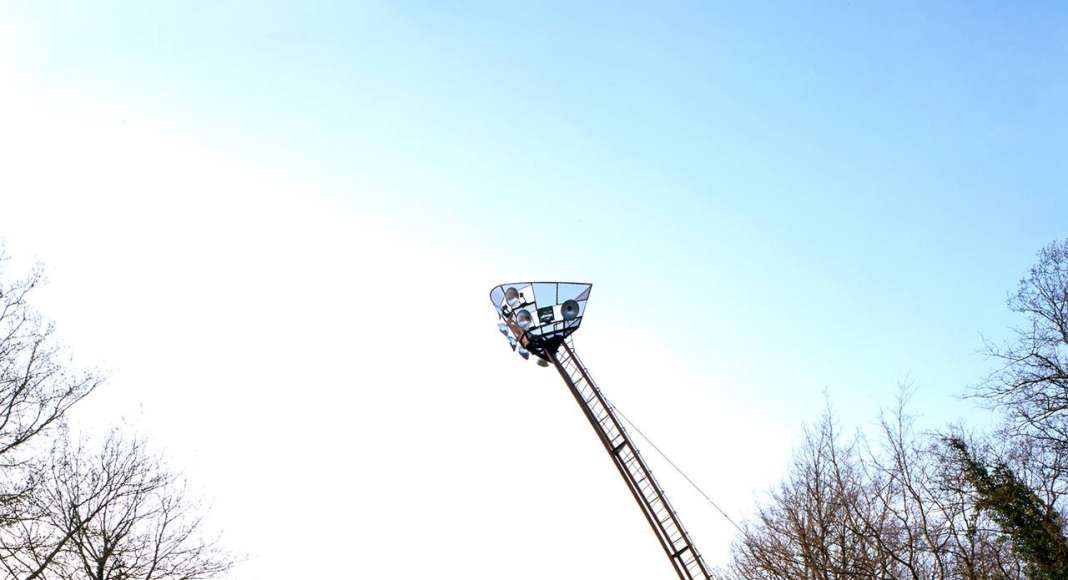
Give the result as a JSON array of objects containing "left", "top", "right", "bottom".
[{"left": 489, "top": 282, "right": 713, "bottom": 580}]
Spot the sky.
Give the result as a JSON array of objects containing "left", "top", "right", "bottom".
[{"left": 1, "top": 2, "right": 1067, "bottom": 578}]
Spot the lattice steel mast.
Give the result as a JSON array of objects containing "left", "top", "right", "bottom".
[{"left": 489, "top": 282, "right": 713, "bottom": 580}]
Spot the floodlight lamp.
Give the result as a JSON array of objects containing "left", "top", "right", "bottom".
[
  {"left": 517, "top": 347, "right": 530, "bottom": 360},
  {"left": 508, "top": 336, "right": 518, "bottom": 350},
  {"left": 497, "top": 322, "right": 509, "bottom": 336},
  {"left": 505, "top": 287, "right": 520, "bottom": 308},
  {"left": 515, "top": 309, "right": 533, "bottom": 330},
  {"left": 561, "top": 299, "right": 580, "bottom": 321}
]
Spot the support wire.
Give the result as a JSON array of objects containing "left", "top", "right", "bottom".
[{"left": 612, "top": 406, "right": 746, "bottom": 536}]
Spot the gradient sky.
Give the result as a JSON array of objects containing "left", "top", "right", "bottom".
[{"left": 2, "top": 2, "right": 1067, "bottom": 578}]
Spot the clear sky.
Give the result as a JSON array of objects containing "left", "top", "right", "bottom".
[{"left": 2, "top": 2, "right": 1067, "bottom": 578}]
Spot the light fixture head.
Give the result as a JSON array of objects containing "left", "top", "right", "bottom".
[
  {"left": 489, "top": 282, "right": 592, "bottom": 360},
  {"left": 517, "top": 347, "right": 530, "bottom": 360},
  {"left": 497, "top": 322, "right": 509, "bottom": 336}
]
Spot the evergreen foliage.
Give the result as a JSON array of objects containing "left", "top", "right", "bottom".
[{"left": 948, "top": 437, "right": 1068, "bottom": 580}]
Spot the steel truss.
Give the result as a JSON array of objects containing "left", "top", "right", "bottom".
[{"left": 549, "top": 340, "right": 713, "bottom": 580}]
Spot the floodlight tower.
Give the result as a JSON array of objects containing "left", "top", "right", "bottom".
[{"left": 489, "top": 282, "right": 713, "bottom": 580}]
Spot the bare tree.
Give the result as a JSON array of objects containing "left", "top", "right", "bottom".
[
  {"left": 0, "top": 252, "right": 102, "bottom": 579},
  {"left": 722, "top": 241, "right": 1068, "bottom": 579},
  {"left": 0, "top": 253, "right": 229, "bottom": 580},
  {"left": 725, "top": 408, "right": 891, "bottom": 579},
  {"left": 975, "top": 238, "right": 1068, "bottom": 491},
  {"left": 720, "top": 399, "right": 1024, "bottom": 580},
  {"left": 7, "top": 433, "right": 231, "bottom": 580},
  {"left": 0, "top": 253, "right": 100, "bottom": 498}
]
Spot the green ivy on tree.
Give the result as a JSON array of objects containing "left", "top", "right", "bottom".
[{"left": 948, "top": 438, "right": 1068, "bottom": 579}]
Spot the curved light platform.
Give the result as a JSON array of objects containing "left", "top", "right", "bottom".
[{"left": 489, "top": 281, "right": 592, "bottom": 360}]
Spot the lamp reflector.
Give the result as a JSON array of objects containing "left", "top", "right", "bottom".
[
  {"left": 515, "top": 309, "right": 533, "bottom": 330},
  {"left": 561, "top": 299, "right": 580, "bottom": 321},
  {"left": 505, "top": 287, "right": 520, "bottom": 308}
]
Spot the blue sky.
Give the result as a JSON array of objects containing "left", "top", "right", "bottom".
[{"left": 2, "top": 2, "right": 1067, "bottom": 577}]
